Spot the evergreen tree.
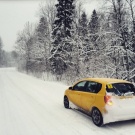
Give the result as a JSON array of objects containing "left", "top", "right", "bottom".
[
  {"left": 78, "top": 11, "right": 90, "bottom": 61},
  {"left": 88, "top": 10, "right": 99, "bottom": 48},
  {"left": 50, "top": 0, "right": 75, "bottom": 76},
  {"left": 78, "top": 12, "right": 88, "bottom": 36},
  {"left": 36, "top": 17, "right": 49, "bottom": 43},
  {"left": 89, "top": 10, "right": 99, "bottom": 34}
]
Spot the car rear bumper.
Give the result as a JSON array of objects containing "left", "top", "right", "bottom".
[{"left": 103, "top": 106, "right": 135, "bottom": 124}]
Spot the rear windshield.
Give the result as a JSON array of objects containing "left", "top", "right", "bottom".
[{"left": 106, "top": 83, "right": 135, "bottom": 96}]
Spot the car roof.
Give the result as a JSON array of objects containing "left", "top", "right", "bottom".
[{"left": 81, "top": 78, "right": 130, "bottom": 84}]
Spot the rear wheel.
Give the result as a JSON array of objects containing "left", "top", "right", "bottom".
[
  {"left": 91, "top": 108, "right": 103, "bottom": 127},
  {"left": 64, "top": 96, "right": 69, "bottom": 109}
]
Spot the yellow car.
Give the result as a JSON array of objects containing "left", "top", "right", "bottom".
[{"left": 64, "top": 78, "right": 135, "bottom": 126}]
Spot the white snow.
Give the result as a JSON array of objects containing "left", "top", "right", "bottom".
[
  {"left": 104, "top": 94, "right": 135, "bottom": 124},
  {"left": 0, "top": 68, "right": 135, "bottom": 135}
]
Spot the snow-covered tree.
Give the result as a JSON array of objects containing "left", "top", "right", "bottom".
[
  {"left": 16, "top": 22, "right": 36, "bottom": 72},
  {"left": 50, "top": 0, "right": 75, "bottom": 76},
  {"left": 78, "top": 12, "right": 88, "bottom": 36},
  {"left": 89, "top": 10, "right": 99, "bottom": 34},
  {"left": 77, "top": 11, "right": 91, "bottom": 64},
  {"left": 125, "top": 0, "right": 135, "bottom": 81},
  {"left": 89, "top": 10, "right": 99, "bottom": 47},
  {"left": 107, "top": 0, "right": 130, "bottom": 79},
  {"left": 36, "top": 17, "right": 49, "bottom": 43},
  {"left": 35, "top": 16, "right": 51, "bottom": 73}
]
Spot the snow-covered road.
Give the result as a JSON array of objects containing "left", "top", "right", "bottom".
[{"left": 0, "top": 68, "right": 135, "bottom": 135}]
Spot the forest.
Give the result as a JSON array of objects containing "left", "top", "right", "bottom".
[
  {"left": 0, "top": 37, "right": 17, "bottom": 67},
  {"left": 13, "top": 0, "right": 135, "bottom": 84}
]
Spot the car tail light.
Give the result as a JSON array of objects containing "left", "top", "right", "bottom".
[{"left": 104, "top": 95, "right": 113, "bottom": 105}]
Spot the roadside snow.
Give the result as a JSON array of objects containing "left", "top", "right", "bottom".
[{"left": 0, "top": 68, "right": 135, "bottom": 135}]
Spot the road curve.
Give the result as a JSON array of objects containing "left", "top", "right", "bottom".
[{"left": 0, "top": 68, "right": 135, "bottom": 135}]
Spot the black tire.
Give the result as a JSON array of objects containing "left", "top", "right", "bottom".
[
  {"left": 91, "top": 108, "right": 103, "bottom": 127},
  {"left": 64, "top": 96, "right": 69, "bottom": 109}
]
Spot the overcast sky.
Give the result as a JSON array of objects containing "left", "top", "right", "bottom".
[{"left": 0, "top": 0, "right": 102, "bottom": 52}]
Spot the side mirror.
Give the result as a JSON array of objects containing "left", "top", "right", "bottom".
[{"left": 69, "top": 86, "right": 73, "bottom": 90}]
